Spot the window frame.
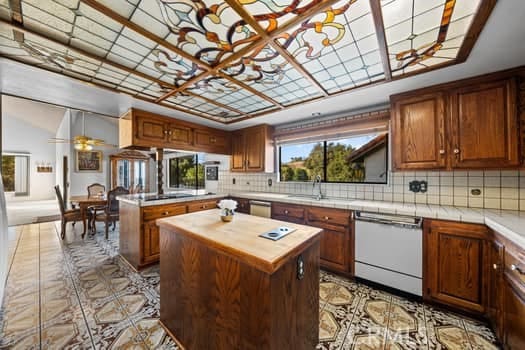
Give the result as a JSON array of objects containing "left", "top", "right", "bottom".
[
  {"left": 168, "top": 154, "right": 205, "bottom": 190},
  {"left": 1, "top": 152, "right": 30, "bottom": 196},
  {"left": 278, "top": 135, "right": 389, "bottom": 185}
]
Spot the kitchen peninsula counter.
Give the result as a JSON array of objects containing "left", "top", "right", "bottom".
[{"left": 157, "top": 209, "right": 322, "bottom": 349}]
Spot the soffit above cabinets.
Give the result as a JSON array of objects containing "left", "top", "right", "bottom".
[{"left": 0, "top": 0, "right": 492, "bottom": 124}]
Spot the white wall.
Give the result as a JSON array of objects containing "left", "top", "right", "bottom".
[
  {"left": 68, "top": 111, "right": 119, "bottom": 196},
  {"left": 0, "top": 177, "right": 8, "bottom": 307},
  {"left": 2, "top": 115, "right": 57, "bottom": 201},
  {"left": 204, "top": 154, "right": 230, "bottom": 194},
  {"left": 55, "top": 109, "right": 71, "bottom": 193}
]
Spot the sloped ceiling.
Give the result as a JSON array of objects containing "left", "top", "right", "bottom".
[{"left": 0, "top": 0, "right": 497, "bottom": 124}]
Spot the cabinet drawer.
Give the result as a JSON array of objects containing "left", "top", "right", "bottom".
[
  {"left": 272, "top": 203, "right": 305, "bottom": 221},
  {"left": 142, "top": 205, "right": 187, "bottom": 221},
  {"left": 307, "top": 207, "right": 350, "bottom": 228},
  {"left": 187, "top": 200, "right": 218, "bottom": 213},
  {"left": 505, "top": 248, "right": 525, "bottom": 288}
]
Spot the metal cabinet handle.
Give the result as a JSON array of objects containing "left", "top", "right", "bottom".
[
  {"left": 453, "top": 148, "right": 460, "bottom": 154},
  {"left": 210, "top": 137, "right": 216, "bottom": 143},
  {"left": 324, "top": 216, "right": 329, "bottom": 220},
  {"left": 162, "top": 211, "right": 169, "bottom": 216},
  {"left": 439, "top": 149, "right": 445, "bottom": 155},
  {"left": 493, "top": 263, "right": 498, "bottom": 270},
  {"left": 511, "top": 264, "right": 525, "bottom": 275},
  {"left": 163, "top": 130, "right": 168, "bottom": 134},
  {"left": 284, "top": 210, "right": 289, "bottom": 215}
]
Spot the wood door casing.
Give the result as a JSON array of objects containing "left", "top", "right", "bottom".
[
  {"left": 450, "top": 78, "right": 519, "bottom": 168},
  {"left": 424, "top": 220, "right": 489, "bottom": 314},
  {"left": 392, "top": 92, "right": 446, "bottom": 170}
]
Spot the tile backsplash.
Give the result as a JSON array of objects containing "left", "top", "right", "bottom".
[{"left": 218, "top": 170, "right": 524, "bottom": 210}]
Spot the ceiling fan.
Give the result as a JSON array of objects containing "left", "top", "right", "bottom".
[{"left": 48, "top": 110, "right": 116, "bottom": 150}]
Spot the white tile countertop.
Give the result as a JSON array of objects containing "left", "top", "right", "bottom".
[{"left": 230, "top": 192, "right": 525, "bottom": 250}]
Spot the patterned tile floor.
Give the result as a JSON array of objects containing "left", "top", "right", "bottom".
[{"left": 0, "top": 222, "right": 501, "bottom": 349}]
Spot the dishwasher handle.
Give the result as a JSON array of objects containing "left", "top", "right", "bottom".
[
  {"left": 355, "top": 211, "right": 422, "bottom": 229},
  {"left": 249, "top": 200, "right": 272, "bottom": 207}
]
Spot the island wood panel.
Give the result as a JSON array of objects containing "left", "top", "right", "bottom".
[
  {"left": 119, "top": 201, "right": 142, "bottom": 269},
  {"left": 391, "top": 92, "right": 446, "bottom": 170},
  {"left": 450, "top": 78, "right": 519, "bottom": 168},
  {"left": 160, "top": 225, "right": 320, "bottom": 350},
  {"left": 424, "top": 220, "right": 489, "bottom": 314}
]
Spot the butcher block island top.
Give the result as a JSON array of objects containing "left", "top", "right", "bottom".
[
  {"left": 157, "top": 209, "right": 322, "bottom": 350},
  {"left": 156, "top": 208, "right": 322, "bottom": 274}
]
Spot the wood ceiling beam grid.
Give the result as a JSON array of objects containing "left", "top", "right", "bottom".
[
  {"left": 456, "top": 0, "right": 497, "bottom": 63},
  {"left": 8, "top": 0, "right": 22, "bottom": 24},
  {"left": 79, "top": 0, "right": 212, "bottom": 72},
  {"left": 182, "top": 90, "right": 247, "bottom": 117},
  {"left": 369, "top": 0, "right": 392, "bottom": 80},
  {"left": 157, "top": 0, "right": 341, "bottom": 104},
  {"left": 225, "top": 0, "right": 328, "bottom": 97},
  {"left": 0, "top": 20, "right": 240, "bottom": 121}
]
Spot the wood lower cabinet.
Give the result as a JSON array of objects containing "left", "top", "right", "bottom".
[
  {"left": 271, "top": 202, "right": 305, "bottom": 224},
  {"left": 391, "top": 92, "right": 447, "bottom": 170},
  {"left": 487, "top": 239, "right": 504, "bottom": 341},
  {"left": 230, "top": 197, "right": 250, "bottom": 214},
  {"left": 424, "top": 220, "right": 489, "bottom": 314},
  {"left": 187, "top": 199, "right": 219, "bottom": 213},
  {"left": 503, "top": 273, "right": 525, "bottom": 349},
  {"left": 306, "top": 207, "right": 353, "bottom": 275}
]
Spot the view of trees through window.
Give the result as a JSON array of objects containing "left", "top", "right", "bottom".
[
  {"left": 169, "top": 154, "right": 205, "bottom": 189},
  {"left": 279, "top": 133, "right": 388, "bottom": 184}
]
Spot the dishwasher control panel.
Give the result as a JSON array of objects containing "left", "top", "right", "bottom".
[{"left": 259, "top": 226, "right": 296, "bottom": 241}]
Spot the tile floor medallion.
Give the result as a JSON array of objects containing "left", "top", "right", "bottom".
[{"left": 0, "top": 222, "right": 501, "bottom": 349}]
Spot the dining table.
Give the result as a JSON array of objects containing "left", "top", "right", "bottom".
[{"left": 69, "top": 195, "right": 107, "bottom": 238}]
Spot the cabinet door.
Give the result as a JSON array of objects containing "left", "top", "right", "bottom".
[
  {"left": 168, "top": 124, "right": 193, "bottom": 147},
  {"left": 194, "top": 129, "right": 230, "bottom": 154},
  {"left": 244, "top": 127, "right": 265, "bottom": 171},
  {"left": 187, "top": 200, "right": 218, "bottom": 213},
  {"left": 230, "top": 197, "right": 250, "bottom": 214},
  {"left": 319, "top": 229, "right": 347, "bottom": 271},
  {"left": 135, "top": 114, "right": 167, "bottom": 145},
  {"left": 391, "top": 92, "right": 446, "bottom": 170},
  {"left": 143, "top": 221, "right": 160, "bottom": 264},
  {"left": 424, "top": 221, "right": 488, "bottom": 314},
  {"left": 488, "top": 240, "right": 504, "bottom": 340},
  {"left": 450, "top": 79, "right": 519, "bottom": 168},
  {"left": 231, "top": 131, "right": 246, "bottom": 171},
  {"left": 504, "top": 275, "right": 525, "bottom": 349}
]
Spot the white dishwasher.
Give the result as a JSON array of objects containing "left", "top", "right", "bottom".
[{"left": 354, "top": 211, "right": 423, "bottom": 296}]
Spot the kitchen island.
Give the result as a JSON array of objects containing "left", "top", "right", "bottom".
[
  {"left": 157, "top": 209, "right": 322, "bottom": 350},
  {"left": 117, "top": 192, "right": 224, "bottom": 270}
]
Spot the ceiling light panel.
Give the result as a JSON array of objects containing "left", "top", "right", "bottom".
[
  {"left": 277, "top": 0, "right": 385, "bottom": 94},
  {"left": 184, "top": 76, "right": 275, "bottom": 114},
  {"left": 96, "top": 0, "right": 259, "bottom": 65},
  {"left": 381, "top": 0, "right": 481, "bottom": 76},
  {"left": 220, "top": 44, "right": 323, "bottom": 106}
]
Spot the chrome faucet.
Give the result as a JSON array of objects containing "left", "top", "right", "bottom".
[{"left": 312, "top": 174, "right": 323, "bottom": 201}]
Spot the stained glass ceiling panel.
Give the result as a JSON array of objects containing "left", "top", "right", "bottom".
[
  {"left": 277, "top": 0, "right": 385, "bottom": 93},
  {"left": 0, "top": 0, "right": 11, "bottom": 21},
  {"left": 381, "top": 0, "right": 481, "bottom": 76},
  {"left": 164, "top": 93, "right": 243, "bottom": 120},
  {"left": 220, "top": 44, "right": 323, "bottom": 106},
  {"left": 95, "top": 0, "right": 259, "bottom": 65}
]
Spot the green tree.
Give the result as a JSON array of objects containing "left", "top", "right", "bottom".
[
  {"left": 294, "top": 167, "right": 309, "bottom": 181},
  {"left": 326, "top": 142, "right": 353, "bottom": 181},
  {"left": 280, "top": 166, "right": 294, "bottom": 181},
  {"left": 1, "top": 156, "right": 15, "bottom": 192},
  {"left": 303, "top": 142, "right": 324, "bottom": 180}
]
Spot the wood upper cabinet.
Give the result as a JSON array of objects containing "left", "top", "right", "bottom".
[
  {"left": 450, "top": 79, "right": 519, "bottom": 168},
  {"left": 391, "top": 92, "right": 446, "bottom": 170},
  {"left": 119, "top": 108, "right": 231, "bottom": 155},
  {"left": 391, "top": 74, "right": 521, "bottom": 170},
  {"left": 424, "top": 220, "right": 489, "bottom": 314},
  {"left": 194, "top": 128, "right": 230, "bottom": 154},
  {"left": 230, "top": 124, "right": 274, "bottom": 172}
]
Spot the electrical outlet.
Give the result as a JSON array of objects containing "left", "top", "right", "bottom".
[{"left": 409, "top": 180, "right": 428, "bottom": 193}]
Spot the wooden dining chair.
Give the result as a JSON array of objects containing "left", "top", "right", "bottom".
[
  {"left": 87, "top": 183, "right": 105, "bottom": 198},
  {"left": 90, "top": 186, "right": 129, "bottom": 239},
  {"left": 54, "top": 185, "right": 82, "bottom": 239}
]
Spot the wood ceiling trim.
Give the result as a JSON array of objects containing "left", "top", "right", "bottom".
[
  {"left": 456, "top": 0, "right": 497, "bottom": 63},
  {"left": 8, "top": 0, "right": 22, "bottom": 24},
  {"left": 225, "top": 0, "right": 328, "bottom": 97},
  {"left": 369, "top": 0, "right": 392, "bottom": 81},
  {"left": 79, "top": 0, "right": 212, "bottom": 72}
]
